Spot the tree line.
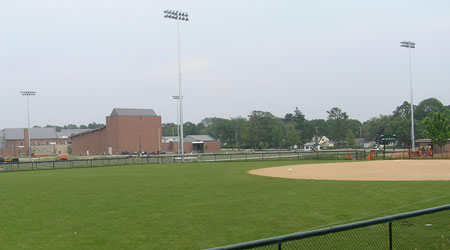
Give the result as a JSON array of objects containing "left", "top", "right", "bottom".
[
  {"left": 33, "top": 123, "right": 105, "bottom": 132},
  {"left": 163, "top": 97, "right": 449, "bottom": 149}
]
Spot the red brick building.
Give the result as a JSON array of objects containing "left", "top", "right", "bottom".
[
  {"left": 162, "top": 135, "right": 221, "bottom": 153},
  {"left": 71, "top": 108, "right": 162, "bottom": 156},
  {"left": 0, "top": 128, "right": 87, "bottom": 157}
]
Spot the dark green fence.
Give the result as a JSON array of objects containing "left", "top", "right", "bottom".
[
  {"left": 0, "top": 150, "right": 374, "bottom": 173},
  {"left": 206, "top": 204, "right": 450, "bottom": 250}
]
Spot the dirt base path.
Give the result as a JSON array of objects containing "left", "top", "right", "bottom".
[{"left": 249, "top": 160, "right": 450, "bottom": 181}]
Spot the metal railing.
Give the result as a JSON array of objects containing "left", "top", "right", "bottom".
[
  {"left": 0, "top": 150, "right": 374, "bottom": 173},
  {"left": 1, "top": 149, "right": 446, "bottom": 173},
  {"left": 206, "top": 204, "right": 450, "bottom": 250}
]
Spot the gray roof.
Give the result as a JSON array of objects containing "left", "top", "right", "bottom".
[
  {"left": 70, "top": 126, "right": 106, "bottom": 138},
  {"left": 110, "top": 108, "right": 158, "bottom": 117},
  {"left": 3, "top": 128, "right": 58, "bottom": 140},
  {"left": 57, "top": 129, "right": 92, "bottom": 138},
  {"left": 4, "top": 128, "right": 24, "bottom": 140},
  {"left": 184, "top": 135, "right": 216, "bottom": 142},
  {"left": 30, "top": 128, "right": 57, "bottom": 139}
]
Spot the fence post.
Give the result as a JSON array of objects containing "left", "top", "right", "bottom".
[
  {"left": 53, "top": 161, "right": 55, "bottom": 169},
  {"left": 389, "top": 221, "right": 393, "bottom": 250},
  {"left": 278, "top": 242, "right": 282, "bottom": 250},
  {"left": 230, "top": 154, "right": 232, "bottom": 161},
  {"left": 215, "top": 154, "right": 217, "bottom": 162},
  {"left": 316, "top": 151, "right": 319, "bottom": 160},
  {"left": 262, "top": 153, "right": 264, "bottom": 161},
  {"left": 297, "top": 151, "right": 300, "bottom": 160},
  {"left": 91, "top": 160, "right": 93, "bottom": 168}
]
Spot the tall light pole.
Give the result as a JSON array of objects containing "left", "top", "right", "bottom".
[
  {"left": 20, "top": 91, "right": 36, "bottom": 161},
  {"left": 164, "top": 9, "right": 189, "bottom": 162},
  {"left": 172, "top": 95, "right": 181, "bottom": 154},
  {"left": 400, "top": 41, "right": 416, "bottom": 150}
]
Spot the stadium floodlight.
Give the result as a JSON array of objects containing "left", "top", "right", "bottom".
[
  {"left": 164, "top": 9, "right": 189, "bottom": 162},
  {"left": 400, "top": 41, "right": 416, "bottom": 150},
  {"left": 20, "top": 90, "right": 36, "bottom": 161}
]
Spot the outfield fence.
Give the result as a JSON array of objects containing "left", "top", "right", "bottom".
[
  {"left": 0, "top": 150, "right": 380, "bottom": 173},
  {"left": 0, "top": 149, "right": 446, "bottom": 173},
  {"left": 207, "top": 204, "right": 450, "bottom": 250}
]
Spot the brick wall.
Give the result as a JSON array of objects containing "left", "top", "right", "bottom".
[
  {"left": 71, "top": 128, "right": 107, "bottom": 156},
  {"left": 204, "top": 141, "right": 221, "bottom": 153}
]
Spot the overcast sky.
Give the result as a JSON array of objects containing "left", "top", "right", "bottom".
[{"left": 1, "top": 0, "right": 449, "bottom": 128}]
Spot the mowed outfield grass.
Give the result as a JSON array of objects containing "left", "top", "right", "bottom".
[{"left": 0, "top": 160, "right": 449, "bottom": 250}]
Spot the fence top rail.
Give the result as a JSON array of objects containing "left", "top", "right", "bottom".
[
  {"left": 5, "top": 150, "right": 367, "bottom": 165},
  {"left": 206, "top": 204, "right": 450, "bottom": 250}
]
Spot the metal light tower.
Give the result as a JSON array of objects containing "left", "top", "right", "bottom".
[
  {"left": 400, "top": 41, "right": 416, "bottom": 150},
  {"left": 164, "top": 9, "right": 189, "bottom": 162},
  {"left": 20, "top": 91, "right": 36, "bottom": 161},
  {"left": 172, "top": 95, "right": 181, "bottom": 154}
]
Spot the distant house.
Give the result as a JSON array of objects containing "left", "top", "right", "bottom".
[
  {"left": 304, "top": 136, "right": 334, "bottom": 151},
  {"left": 304, "top": 142, "right": 317, "bottom": 151}
]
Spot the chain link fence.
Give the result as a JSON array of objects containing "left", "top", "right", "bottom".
[
  {"left": 0, "top": 150, "right": 370, "bottom": 173},
  {"left": 1, "top": 149, "right": 447, "bottom": 173},
  {"left": 207, "top": 205, "right": 450, "bottom": 250}
]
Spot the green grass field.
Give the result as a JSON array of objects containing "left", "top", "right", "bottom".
[{"left": 0, "top": 160, "right": 449, "bottom": 250}]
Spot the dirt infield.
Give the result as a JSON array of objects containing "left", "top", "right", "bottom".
[{"left": 249, "top": 160, "right": 450, "bottom": 181}]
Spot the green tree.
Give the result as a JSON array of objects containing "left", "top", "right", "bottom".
[
  {"left": 64, "top": 124, "right": 78, "bottom": 129},
  {"left": 246, "top": 111, "right": 277, "bottom": 149},
  {"left": 326, "top": 107, "right": 349, "bottom": 142},
  {"left": 183, "top": 122, "right": 200, "bottom": 135},
  {"left": 362, "top": 115, "right": 391, "bottom": 142},
  {"left": 284, "top": 122, "right": 301, "bottom": 148},
  {"left": 87, "top": 122, "right": 105, "bottom": 130},
  {"left": 393, "top": 101, "right": 413, "bottom": 118},
  {"left": 230, "top": 117, "right": 248, "bottom": 149},
  {"left": 327, "top": 107, "right": 349, "bottom": 120},
  {"left": 415, "top": 98, "right": 445, "bottom": 120},
  {"left": 345, "top": 130, "right": 356, "bottom": 148},
  {"left": 162, "top": 123, "right": 178, "bottom": 136},
  {"left": 303, "top": 119, "right": 327, "bottom": 144},
  {"left": 385, "top": 117, "right": 410, "bottom": 147},
  {"left": 424, "top": 112, "right": 450, "bottom": 154}
]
